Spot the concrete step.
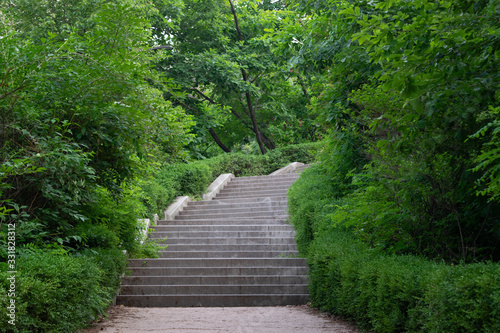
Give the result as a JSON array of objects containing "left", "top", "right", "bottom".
[
  {"left": 189, "top": 196, "right": 288, "bottom": 206},
  {"left": 120, "top": 284, "right": 308, "bottom": 295},
  {"left": 128, "top": 258, "right": 306, "bottom": 268},
  {"left": 193, "top": 198, "right": 290, "bottom": 205},
  {"left": 183, "top": 202, "right": 288, "bottom": 212},
  {"left": 229, "top": 174, "right": 299, "bottom": 184},
  {"left": 177, "top": 206, "right": 288, "bottom": 216},
  {"left": 149, "top": 225, "right": 293, "bottom": 232},
  {"left": 154, "top": 237, "right": 297, "bottom": 245},
  {"left": 214, "top": 191, "right": 289, "bottom": 199},
  {"left": 115, "top": 294, "right": 309, "bottom": 307},
  {"left": 295, "top": 164, "right": 310, "bottom": 172},
  {"left": 157, "top": 251, "right": 299, "bottom": 258},
  {"left": 127, "top": 266, "right": 308, "bottom": 276},
  {"left": 156, "top": 218, "right": 291, "bottom": 226},
  {"left": 175, "top": 213, "right": 289, "bottom": 221},
  {"left": 220, "top": 184, "right": 293, "bottom": 193},
  {"left": 216, "top": 188, "right": 289, "bottom": 196},
  {"left": 229, "top": 175, "right": 298, "bottom": 183},
  {"left": 122, "top": 275, "right": 308, "bottom": 285},
  {"left": 224, "top": 181, "right": 295, "bottom": 191},
  {"left": 119, "top": 165, "right": 308, "bottom": 308},
  {"left": 149, "top": 230, "right": 295, "bottom": 239},
  {"left": 221, "top": 183, "right": 292, "bottom": 189},
  {"left": 176, "top": 210, "right": 288, "bottom": 220},
  {"left": 144, "top": 244, "right": 298, "bottom": 252},
  {"left": 215, "top": 192, "right": 289, "bottom": 200}
]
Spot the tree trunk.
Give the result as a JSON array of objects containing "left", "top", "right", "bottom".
[
  {"left": 228, "top": 0, "right": 267, "bottom": 155},
  {"left": 209, "top": 128, "right": 231, "bottom": 152},
  {"left": 297, "top": 74, "right": 310, "bottom": 103},
  {"left": 192, "top": 88, "right": 275, "bottom": 151},
  {"left": 261, "top": 131, "right": 275, "bottom": 150}
]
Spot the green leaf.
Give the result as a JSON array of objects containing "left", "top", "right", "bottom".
[{"left": 411, "top": 98, "right": 423, "bottom": 113}]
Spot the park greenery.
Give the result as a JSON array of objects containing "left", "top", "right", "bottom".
[{"left": 0, "top": 0, "right": 498, "bottom": 331}]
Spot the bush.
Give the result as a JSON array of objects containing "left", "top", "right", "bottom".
[
  {"left": 80, "top": 184, "right": 153, "bottom": 255},
  {"left": 157, "top": 163, "right": 212, "bottom": 200},
  {"left": 199, "top": 153, "right": 269, "bottom": 178},
  {"left": 410, "top": 263, "right": 500, "bottom": 332},
  {"left": 0, "top": 249, "right": 126, "bottom": 333},
  {"left": 288, "top": 135, "right": 365, "bottom": 254},
  {"left": 289, "top": 162, "right": 500, "bottom": 332},
  {"left": 87, "top": 247, "right": 127, "bottom": 295},
  {"left": 194, "top": 141, "right": 322, "bottom": 178},
  {"left": 154, "top": 141, "right": 323, "bottom": 210},
  {"left": 76, "top": 224, "right": 120, "bottom": 249}
]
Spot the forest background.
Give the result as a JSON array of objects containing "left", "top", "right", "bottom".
[{"left": 0, "top": 0, "right": 499, "bottom": 332}]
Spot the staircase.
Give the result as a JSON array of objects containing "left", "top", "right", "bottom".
[{"left": 116, "top": 166, "right": 309, "bottom": 307}]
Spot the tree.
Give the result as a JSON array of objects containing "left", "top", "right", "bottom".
[
  {"left": 277, "top": 0, "right": 500, "bottom": 262},
  {"left": 0, "top": 0, "right": 193, "bottom": 248},
  {"left": 229, "top": 0, "right": 266, "bottom": 154},
  {"left": 153, "top": 0, "right": 318, "bottom": 157}
]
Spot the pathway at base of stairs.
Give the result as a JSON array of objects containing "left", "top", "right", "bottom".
[{"left": 82, "top": 305, "right": 362, "bottom": 333}]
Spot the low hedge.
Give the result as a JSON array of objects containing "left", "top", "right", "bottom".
[
  {"left": 0, "top": 248, "right": 126, "bottom": 332},
  {"left": 306, "top": 232, "right": 500, "bottom": 332},
  {"left": 196, "top": 141, "right": 322, "bottom": 179},
  {"left": 153, "top": 142, "right": 322, "bottom": 211},
  {"left": 289, "top": 164, "right": 500, "bottom": 332}
]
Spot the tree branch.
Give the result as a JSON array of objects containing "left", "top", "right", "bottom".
[
  {"left": 191, "top": 88, "right": 275, "bottom": 150},
  {"left": 209, "top": 128, "right": 231, "bottom": 152},
  {"left": 228, "top": 0, "right": 267, "bottom": 155}
]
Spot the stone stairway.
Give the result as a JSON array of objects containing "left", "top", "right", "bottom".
[{"left": 116, "top": 166, "right": 309, "bottom": 307}]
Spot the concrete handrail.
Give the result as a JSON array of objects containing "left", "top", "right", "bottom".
[
  {"left": 137, "top": 218, "right": 150, "bottom": 244},
  {"left": 203, "top": 173, "right": 234, "bottom": 201},
  {"left": 163, "top": 173, "right": 235, "bottom": 221},
  {"left": 269, "top": 162, "right": 304, "bottom": 175},
  {"left": 137, "top": 214, "right": 158, "bottom": 244},
  {"left": 164, "top": 196, "right": 191, "bottom": 220}
]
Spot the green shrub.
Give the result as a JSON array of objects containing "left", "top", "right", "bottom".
[
  {"left": 272, "top": 142, "right": 321, "bottom": 164},
  {"left": 87, "top": 247, "right": 127, "bottom": 294},
  {"left": 153, "top": 141, "right": 323, "bottom": 212},
  {"left": 346, "top": 81, "right": 500, "bottom": 263},
  {"left": 0, "top": 249, "right": 126, "bottom": 332},
  {"left": 76, "top": 224, "right": 120, "bottom": 249},
  {"left": 157, "top": 162, "right": 212, "bottom": 200},
  {"left": 174, "top": 163, "right": 212, "bottom": 197},
  {"left": 288, "top": 136, "right": 364, "bottom": 254},
  {"left": 288, "top": 165, "right": 332, "bottom": 253},
  {"left": 81, "top": 185, "right": 148, "bottom": 254},
  {"left": 200, "top": 153, "right": 268, "bottom": 178},
  {"left": 132, "top": 236, "right": 168, "bottom": 259},
  {"left": 289, "top": 163, "right": 500, "bottom": 332},
  {"left": 301, "top": 227, "right": 500, "bottom": 332},
  {"left": 135, "top": 174, "right": 176, "bottom": 221},
  {"left": 410, "top": 263, "right": 500, "bottom": 333},
  {"left": 197, "top": 141, "right": 322, "bottom": 178}
]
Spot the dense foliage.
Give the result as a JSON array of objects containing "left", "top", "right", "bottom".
[
  {"left": 0, "top": 0, "right": 193, "bottom": 254},
  {"left": 283, "top": 0, "right": 500, "bottom": 330},
  {"left": 1, "top": 0, "right": 499, "bottom": 331},
  {"left": 277, "top": 0, "right": 500, "bottom": 263},
  {"left": 0, "top": 249, "right": 126, "bottom": 332},
  {"left": 154, "top": 0, "right": 324, "bottom": 157},
  {"left": 289, "top": 163, "right": 500, "bottom": 332},
  {"left": 0, "top": 0, "right": 193, "bottom": 331}
]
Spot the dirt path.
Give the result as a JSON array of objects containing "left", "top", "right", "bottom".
[{"left": 82, "top": 305, "right": 362, "bottom": 333}]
